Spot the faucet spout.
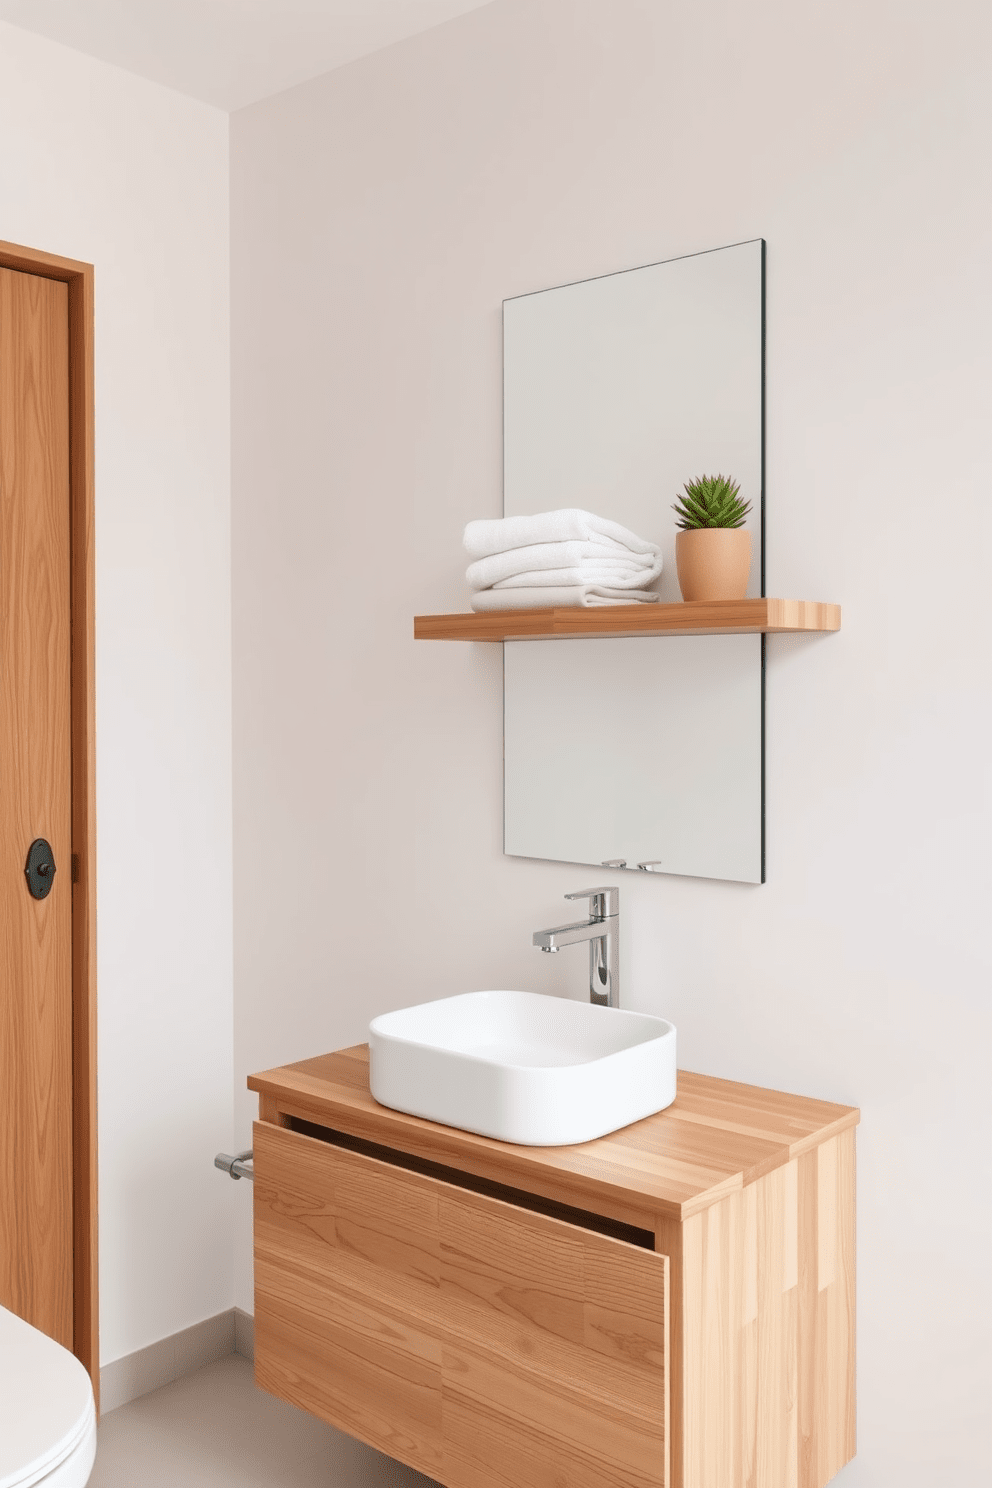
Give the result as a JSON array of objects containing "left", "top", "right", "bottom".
[
  {"left": 532, "top": 888, "right": 619, "bottom": 1007},
  {"left": 532, "top": 916, "right": 609, "bottom": 952}
]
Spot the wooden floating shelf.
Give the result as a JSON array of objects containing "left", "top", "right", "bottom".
[{"left": 414, "top": 597, "right": 841, "bottom": 642}]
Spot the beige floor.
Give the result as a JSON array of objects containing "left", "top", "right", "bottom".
[{"left": 89, "top": 1354, "right": 440, "bottom": 1487}]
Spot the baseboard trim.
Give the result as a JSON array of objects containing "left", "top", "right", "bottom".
[
  {"left": 234, "top": 1306, "right": 254, "bottom": 1363},
  {"left": 101, "top": 1308, "right": 255, "bottom": 1413}
]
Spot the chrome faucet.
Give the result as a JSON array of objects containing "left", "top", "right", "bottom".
[{"left": 533, "top": 887, "right": 619, "bottom": 1008}]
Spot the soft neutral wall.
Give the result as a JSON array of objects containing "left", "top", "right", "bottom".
[
  {"left": 231, "top": 2, "right": 991, "bottom": 1482},
  {"left": 0, "top": 23, "right": 235, "bottom": 1363}
]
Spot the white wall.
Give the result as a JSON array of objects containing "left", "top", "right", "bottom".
[
  {"left": 0, "top": 23, "right": 235, "bottom": 1364},
  {"left": 231, "top": 1, "right": 991, "bottom": 1482}
]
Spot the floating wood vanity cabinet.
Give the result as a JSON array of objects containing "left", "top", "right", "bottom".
[{"left": 248, "top": 1048, "right": 859, "bottom": 1488}]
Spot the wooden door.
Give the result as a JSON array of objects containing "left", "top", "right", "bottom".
[
  {"left": 0, "top": 265, "right": 74, "bottom": 1346},
  {"left": 254, "top": 1121, "right": 670, "bottom": 1487}
]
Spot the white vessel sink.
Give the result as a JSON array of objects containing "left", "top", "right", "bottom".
[{"left": 368, "top": 989, "right": 676, "bottom": 1147}]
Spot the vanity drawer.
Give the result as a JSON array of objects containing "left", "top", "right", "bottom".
[{"left": 253, "top": 1119, "right": 670, "bottom": 1488}]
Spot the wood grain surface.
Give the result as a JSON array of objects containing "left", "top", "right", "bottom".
[
  {"left": 0, "top": 240, "right": 99, "bottom": 1398},
  {"left": 0, "top": 266, "right": 74, "bottom": 1345},
  {"left": 668, "top": 1128, "right": 855, "bottom": 1488},
  {"left": 254, "top": 1120, "right": 670, "bottom": 1488},
  {"left": 249, "top": 1045, "right": 859, "bottom": 1227},
  {"left": 414, "top": 598, "right": 841, "bottom": 642}
]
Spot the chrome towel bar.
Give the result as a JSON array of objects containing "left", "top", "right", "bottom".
[{"left": 214, "top": 1149, "right": 254, "bottom": 1181}]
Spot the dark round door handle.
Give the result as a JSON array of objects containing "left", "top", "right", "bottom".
[{"left": 25, "top": 839, "right": 57, "bottom": 899}]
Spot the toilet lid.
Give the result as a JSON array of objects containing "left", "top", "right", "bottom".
[{"left": 0, "top": 1306, "right": 96, "bottom": 1488}]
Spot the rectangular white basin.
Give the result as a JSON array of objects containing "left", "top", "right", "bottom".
[{"left": 369, "top": 989, "right": 676, "bottom": 1146}]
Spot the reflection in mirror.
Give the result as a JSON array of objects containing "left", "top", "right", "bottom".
[{"left": 502, "top": 240, "right": 765, "bottom": 884}]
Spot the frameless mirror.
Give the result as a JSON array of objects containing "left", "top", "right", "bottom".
[{"left": 502, "top": 239, "right": 765, "bottom": 884}]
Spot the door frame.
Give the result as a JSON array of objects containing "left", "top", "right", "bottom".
[{"left": 0, "top": 240, "right": 98, "bottom": 1401}]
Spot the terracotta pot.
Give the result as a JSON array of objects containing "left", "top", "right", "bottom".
[{"left": 675, "top": 527, "right": 752, "bottom": 602}]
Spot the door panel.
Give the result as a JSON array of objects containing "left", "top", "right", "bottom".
[
  {"left": 0, "top": 267, "right": 73, "bottom": 1345},
  {"left": 254, "top": 1121, "right": 669, "bottom": 1487}
]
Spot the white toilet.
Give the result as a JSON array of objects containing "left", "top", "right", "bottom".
[{"left": 0, "top": 1305, "right": 96, "bottom": 1488}]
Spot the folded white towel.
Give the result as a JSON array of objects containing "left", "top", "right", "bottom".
[
  {"left": 464, "top": 509, "right": 661, "bottom": 561},
  {"left": 466, "top": 540, "right": 655, "bottom": 591},
  {"left": 471, "top": 585, "right": 662, "bottom": 612},
  {"left": 493, "top": 561, "right": 661, "bottom": 590}
]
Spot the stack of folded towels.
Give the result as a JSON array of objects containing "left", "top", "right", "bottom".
[{"left": 464, "top": 509, "right": 662, "bottom": 611}]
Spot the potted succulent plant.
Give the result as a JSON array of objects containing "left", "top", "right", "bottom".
[{"left": 672, "top": 474, "right": 753, "bottom": 602}]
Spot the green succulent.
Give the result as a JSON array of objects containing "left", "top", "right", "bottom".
[{"left": 672, "top": 474, "right": 752, "bottom": 530}]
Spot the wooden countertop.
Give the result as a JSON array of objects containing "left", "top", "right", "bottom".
[{"left": 248, "top": 1044, "right": 859, "bottom": 1226}]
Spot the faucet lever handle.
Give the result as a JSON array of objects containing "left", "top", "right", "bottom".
[{"left": 564, "top": 886, "right": 619, "bottom": 917}]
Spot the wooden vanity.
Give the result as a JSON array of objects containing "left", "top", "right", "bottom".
[{"left": 248, "top": 1047, "right": 858, "bottom": 1488}]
